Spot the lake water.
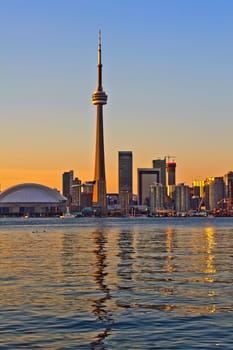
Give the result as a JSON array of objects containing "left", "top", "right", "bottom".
[{"left": 0, "top": 217, "right": 232, "bottom": 349}]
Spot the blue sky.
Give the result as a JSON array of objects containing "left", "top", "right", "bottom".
[{"left": 0, "top": 0, "right": 233, "bottom": 192}]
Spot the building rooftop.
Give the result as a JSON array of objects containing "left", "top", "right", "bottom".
[{"left": 0, "top": 183, "right": 66, "bottom": 203}]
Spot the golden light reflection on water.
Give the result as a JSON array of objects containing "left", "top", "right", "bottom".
[
  {"left": 91, "top": 229, "right": 112, "bottom": 347},
  {"left": 0, "top": 228, "right": 99, "bottom": 316},
  {"left": 160, "top": 224, "right": 219, "bottom": 316},
  {"left": 165, "top": 226, "right": 174, "bottom": 273},
  {"left": 0, "top": 230, "right": 63, "bottom": 309},
  {"left": 0, "top": 217, "right": 232, "bottom": 347},
  {"left": 204, "top": 226, "right": 216, "bottom": 280}
]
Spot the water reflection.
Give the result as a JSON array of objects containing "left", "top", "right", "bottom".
[
  {"left": 123, "top": 223, "right": 222, "bottom": 316},
  {"left": 117, "top": 230, "right": 135, "bottom": 288},
  {"left": 162, "top": 224, "right": 218, "bottom": 315},
  {"left": 204, "top": 226, "right": 216, "bottom": 279},
  {"left": 91, "top": 229, "right": 112, "bottom": 349},
  {"left": 165, "top": 226, "right": 175, "bottom": 274},
  {"left": 0, "top": 218, "right": 233, "bottom": 349}
]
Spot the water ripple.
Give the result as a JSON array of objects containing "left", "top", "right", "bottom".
[{"left": 0, "top": 217, "right": 233, "bottom": 349}]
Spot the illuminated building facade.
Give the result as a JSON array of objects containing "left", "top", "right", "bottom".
[
  {"left": 204, "top": 177, "right": 213, "bottom": 210},
  {"left": 191, "top": 180, "right": 205, "bottom": 210},
  {"left": 81, "top": 181, "right": 94, "bottom": 210},
  {"left": 71, "top": 177, "right": 82, "bottom": 211},
  {"left": 192, "top": 180, "right": 205, "bottom": 198}
]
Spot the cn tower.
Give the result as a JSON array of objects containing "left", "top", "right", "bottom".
[{"left": 92, "top": 31, "right": 108, "bottom": 212}]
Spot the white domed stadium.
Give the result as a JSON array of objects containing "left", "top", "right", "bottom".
[{"left": 0, "top": 183, "right": 67, "bottom": 217}]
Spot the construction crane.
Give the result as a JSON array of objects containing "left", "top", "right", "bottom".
[
  {"left": 166, "top": 155, "right": 176, "bottom": 163},
  {"left": 198, "top": 196, "right": 205, "bottom": 211},
  {"left": 217, "top": 198, "right": 232, "bottom": 211}
]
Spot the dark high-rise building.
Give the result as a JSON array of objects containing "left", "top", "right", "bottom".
[
  {"left": 167, "top": 162, "right": 176, "bottom": 186},
  {"left": 119, "top": 151, "right": 133, "bottom": 214},
  {"left": 166, "top": 161, "right": 176, "bottom": 198},
  {"left": 152, "top": 158, "right": 166, "bottom": 186},
  {"left": 62, "top": 170, "right": 74, "bottom": 205},
  {"left": 92, "top": 31, "right": 108, "bottom": 212},
  {"left": 119, "top": 151, "right": 133, "bottom": 197}
]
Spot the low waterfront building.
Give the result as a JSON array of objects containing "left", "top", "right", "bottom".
[{"left": 0, "top": 183, "right": 67, "bottom": 217}]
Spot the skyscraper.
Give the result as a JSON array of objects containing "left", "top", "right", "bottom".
[
  {"left": 167, "top": 161, "right": 176, "bottom": 198},
  {"left": 175, "top": 183, "right": 190, "bottom": 213},
  {"left": 224, "top": 171, "right": 233, "bottom": 208},
  {"left": 119, "top": 151, "right": 133, "bottom": 214},
  {"left": 150, "top": 183, "right": 165, "bottom": 214},
  {"left": 152, "top": 158, "right": 166, "bottom": 186},
  {"left": 92, "top": 31, "right": 108, "bottom": 212},
  {"left": 62, "top": 170, "right": 74, "bottom": 206},
  {"left": 167, "top": 161, "right": 176, "bottom": 186},
  {"left": 209, "top": 177, "right": 225, "bottom": 210},
  {"left": 71, "top": 177, "right": 82, "bottom": 211},
  {"left": 119, "top": 151, "right": 133, "bottom": 197}
]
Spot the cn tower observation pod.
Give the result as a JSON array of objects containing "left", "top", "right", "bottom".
[{"left": 0, "top": 183, "right": 67, "bottom": 217}]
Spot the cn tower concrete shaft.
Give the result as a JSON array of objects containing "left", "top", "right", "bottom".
[{"left": 92, "top": 31, "right": 108, "bottom": 211}]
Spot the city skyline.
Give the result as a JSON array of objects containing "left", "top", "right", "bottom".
[{"left": 0, "top": 0, "right": 233, "bottom": 193}]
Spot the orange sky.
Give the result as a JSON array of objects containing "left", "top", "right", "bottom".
[{"left": 1, "top": 1, "right": 233, "bottom": 194}]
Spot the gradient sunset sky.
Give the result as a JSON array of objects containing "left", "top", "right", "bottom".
[{"left": 0, "top": 0, "right": 233, "bottom": 193}]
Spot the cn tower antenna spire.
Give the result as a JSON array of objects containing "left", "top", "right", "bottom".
[
  {"left": 98, "top": 29, "right": 101, "bottom": 47},
  {"left": 92, "top": 31, "right": 108, "bottom": 213},
  {"left": 97, "top": 29, "right": 102, "bottom": 90}
]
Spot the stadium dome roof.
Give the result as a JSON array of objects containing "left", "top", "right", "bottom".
[{"left": 0, "top": 183, "right": 67, "bottom": 203}]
